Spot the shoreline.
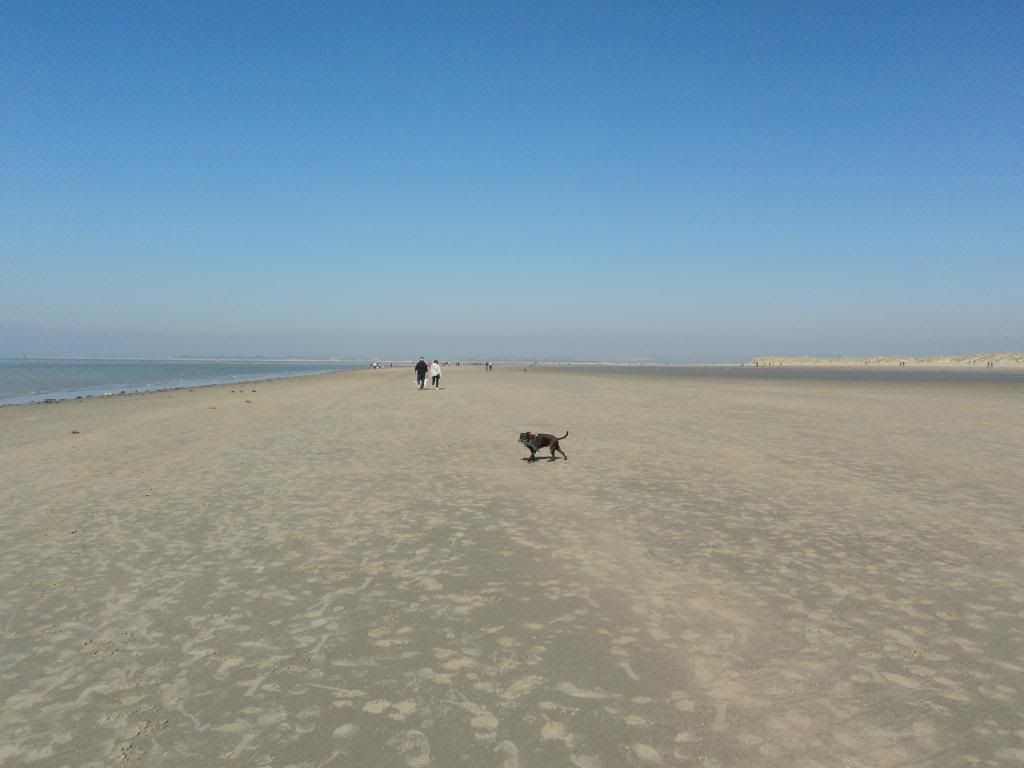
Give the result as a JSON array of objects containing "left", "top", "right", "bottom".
[
  {"left": 6, "top": 359, "right": 1023, "bottom": 409},
  {"left": 0, "top": 363, "right": 369, "bottom": 408},
  {"left": 6, "top": 352, "right": 1023, "bottom": 408}
]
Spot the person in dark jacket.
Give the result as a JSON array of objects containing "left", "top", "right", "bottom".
[{"left": 414, "top": 357, "right": 429, "bottom": 390}]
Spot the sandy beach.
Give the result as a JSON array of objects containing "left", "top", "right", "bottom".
[{"left": 2, "top": 365, "right": 1023, "bottom": 767}]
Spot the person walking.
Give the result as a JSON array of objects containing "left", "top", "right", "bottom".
[
  {"left": 414, "top": 357, "right": 429, "bottom": 390},
  {"left": 430, "top": 359, "right": 442, "bottom": 390}
]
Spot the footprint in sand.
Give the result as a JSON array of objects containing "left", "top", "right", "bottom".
[
  {"left": 633, "top": 744, "right": 662, "bottom": 763},
  {"left": 332, "top": 723, "right": 358, "bottom": 738},
  {"left": 541, "top": 721, "right": 575, "bottom": 748},
  {"left": 363, "top": 699, "right": 391, "bottom": 714},
  {"left": 295, "top": 705, "right": 321, "bottom": 734},
  {"left": 399, "top": 730, "right": 431, "bottom": 768},
  {"left": 495, "top": 741, "right": 519, "bottom": 768}
]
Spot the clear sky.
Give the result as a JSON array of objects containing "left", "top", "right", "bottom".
[{"left": 2, "top": 1, "right": 1021, "bottom": 361}]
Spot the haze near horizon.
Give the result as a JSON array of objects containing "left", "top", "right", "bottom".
[{"left": 2, "top": 2, "right": 1021, "bottom": 362}]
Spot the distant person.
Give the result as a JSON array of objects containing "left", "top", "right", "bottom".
[
  {"left": 430, "top": 359, "right": 442, "bottom": 389},
  {"left": 414, "top": 357, "right": 428, "bottom": 390}
]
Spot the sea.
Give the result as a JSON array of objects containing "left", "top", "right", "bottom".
[{"left": 0, "top": 358, "right": 371, "bottom": 406}]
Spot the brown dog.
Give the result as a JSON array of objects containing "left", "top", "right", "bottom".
[{"left": 519, "top": 431, "right": 568, "bottom": 462}]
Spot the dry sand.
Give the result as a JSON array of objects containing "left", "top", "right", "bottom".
[{"left": 2, "top": 366, "right": 1023, "bottom": 767}]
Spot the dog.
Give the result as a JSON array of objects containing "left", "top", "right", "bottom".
[{"left": 519, "top": 431, "right": 569, "bottom": 462}]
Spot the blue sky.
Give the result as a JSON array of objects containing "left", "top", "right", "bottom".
[{"left": 2, "top": 1, "right": 1021, "bottom": 360}]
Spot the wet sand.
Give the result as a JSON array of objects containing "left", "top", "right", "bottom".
[{"left": 1, "top": 366, "right": 1023, "bottom": 767}]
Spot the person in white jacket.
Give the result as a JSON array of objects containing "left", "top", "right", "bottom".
[{"left": 430, "top": 360, "right": 442, "bottom": 389}]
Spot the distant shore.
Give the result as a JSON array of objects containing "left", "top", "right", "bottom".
[{"left": 750, "top": 352, "right": 1024, "bottom": 367}]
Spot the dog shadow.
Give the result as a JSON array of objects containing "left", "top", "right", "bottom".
[{"left": 521, "top": 456, "right": 567, "bottom": 462}]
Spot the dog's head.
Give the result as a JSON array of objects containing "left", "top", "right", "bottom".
[{"left": 518, "top": 432, "right": 534, "bottom": 444}]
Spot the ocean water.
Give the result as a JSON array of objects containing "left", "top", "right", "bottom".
[{"left": 0, "top": 358, "right": 370, "bottom": 405}]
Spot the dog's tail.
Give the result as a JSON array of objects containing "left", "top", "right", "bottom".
[{"left": 558, "top": 431, "right": 569, "bottom": 440}]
